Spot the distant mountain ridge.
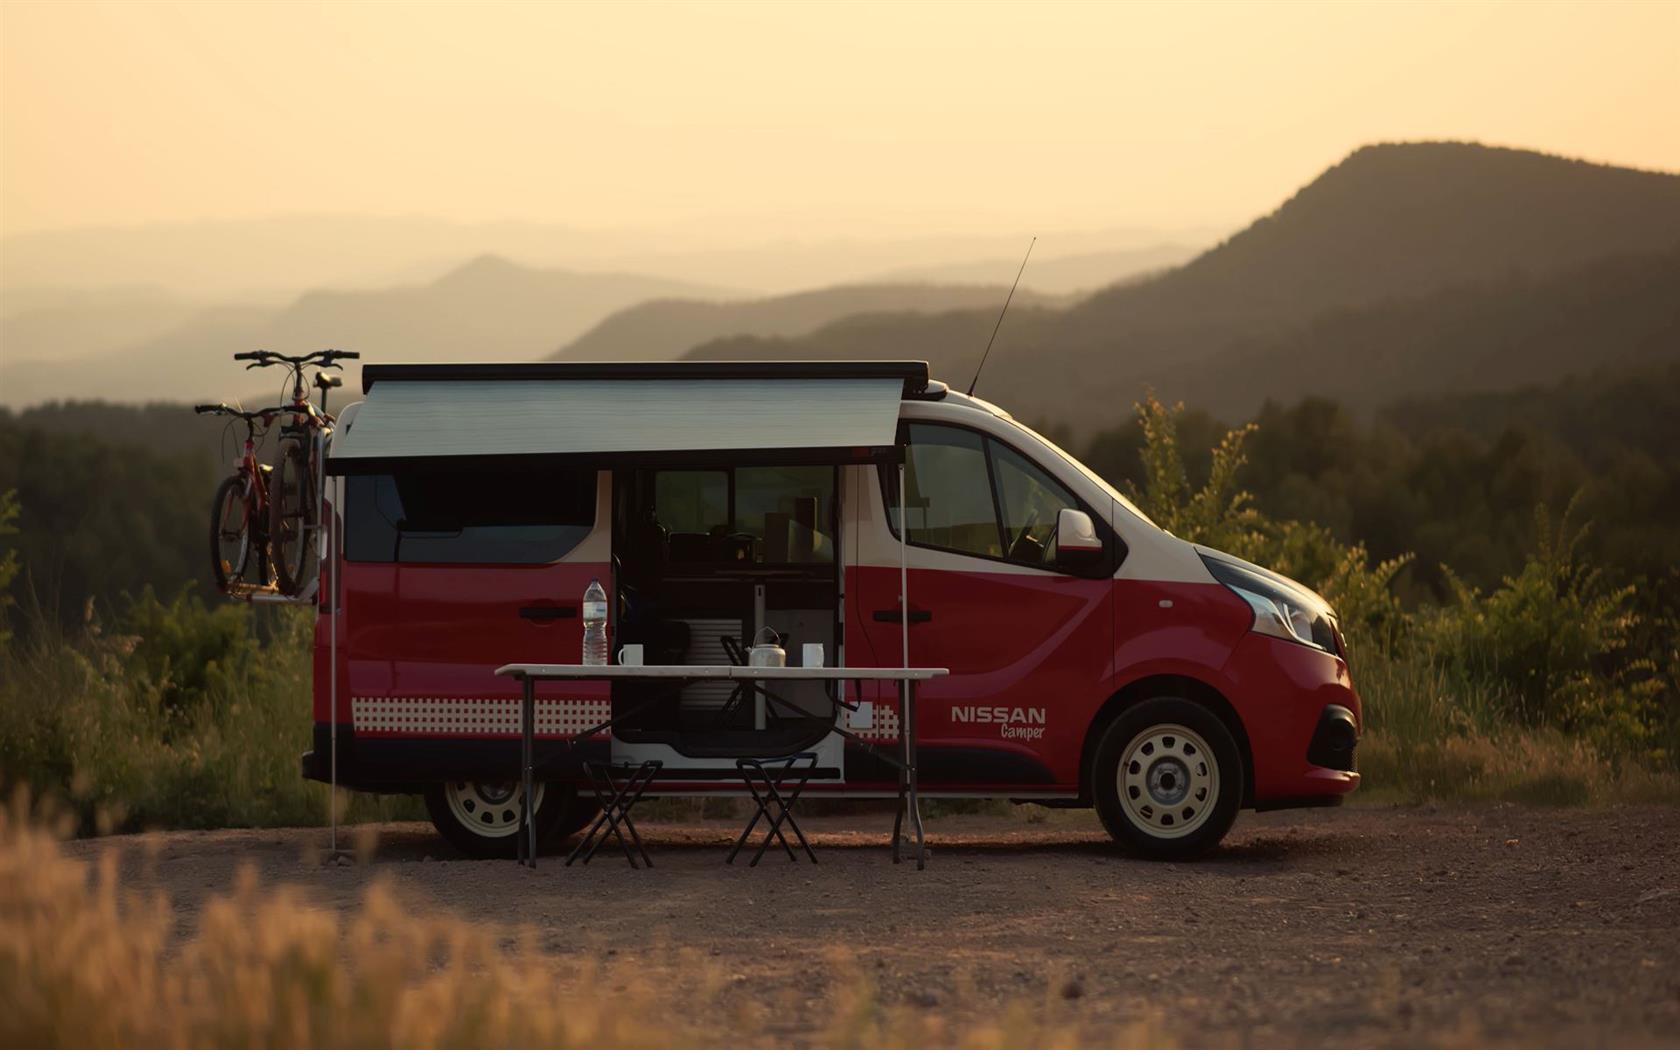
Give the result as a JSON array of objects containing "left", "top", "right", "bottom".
[
  {"left": 552, "top": 283, "right": 1056, "bottom": 362},
  {"left": 685, "top": 142, "right": 1680, "bottom": 430},
  {"left": 1, "top": 256, "right": 733, "bottom": 406}
]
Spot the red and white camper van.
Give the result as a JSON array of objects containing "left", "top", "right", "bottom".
[{"left": 307, "top": 361, "right": 1359, "bottom": 859}]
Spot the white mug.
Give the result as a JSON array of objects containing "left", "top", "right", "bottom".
[
  {"left": 617, "top": 643, "right": 644, "bottom": 666},
  {"left": 802, "top": 642, "right": 824, "bottom": 668}
]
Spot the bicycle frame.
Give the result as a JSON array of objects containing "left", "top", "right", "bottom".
[{"left": 234, "top": 422, "right": 271, "bottom": 521}]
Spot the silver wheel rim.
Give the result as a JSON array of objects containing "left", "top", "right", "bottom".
[
  {"left": 444, "top": 780, "right": 544, "bottom": 839},
  {"left": 1118, "top": 723, "right": 1219, "bottom": 840}
]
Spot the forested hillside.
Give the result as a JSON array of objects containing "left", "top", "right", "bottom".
[
  {"left": 552, "top": 282, "right": 1057, "bottom": 362},
  {"left": 689, "top": 143, "right": 1680, "bottom": 430},
  {"left": 6, "top": 363, "right": 1677, "bottom": 629}
]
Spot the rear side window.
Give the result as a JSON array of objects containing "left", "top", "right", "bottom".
[{"left": 345, "top": 466, "right": 596, "bottom": 564}]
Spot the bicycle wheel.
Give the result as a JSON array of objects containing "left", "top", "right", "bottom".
[
  {"left": 268, "top": 438, "right": 317, "bottom": 595},
  {"left": 209, "top": 474, "right": 252, "bottom": 593}
]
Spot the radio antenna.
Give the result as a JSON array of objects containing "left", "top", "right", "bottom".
[{"left": 967, "top": 236, "right": 1035, "bottom": 397}]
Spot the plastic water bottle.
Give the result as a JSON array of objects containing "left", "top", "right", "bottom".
[{"left": 581, "top": 578, "right": 609, "bottom": 666}]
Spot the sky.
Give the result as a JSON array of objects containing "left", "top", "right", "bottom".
[{"left": 2, "top": 0, "right": 1677, "bottom": 243}]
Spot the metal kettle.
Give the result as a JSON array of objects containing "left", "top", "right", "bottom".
[{"left": 747, "top": 627, "right": 786, "bottom": 668}]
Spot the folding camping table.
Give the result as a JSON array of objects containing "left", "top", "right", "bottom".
[{"left": 493, "top": 663, "right": 948, "bottom": 869}]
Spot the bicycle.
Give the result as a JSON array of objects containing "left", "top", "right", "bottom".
[
  {"left": 234, "top": 348, "right": 359, "bottom": 596},
  {"left": 193, "top": 403, "right": 285, "bottom": 594}
]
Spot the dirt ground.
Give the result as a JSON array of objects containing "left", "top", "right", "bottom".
[{"left": 66, "top": 805, "right": 1680, "bottom": 1047}]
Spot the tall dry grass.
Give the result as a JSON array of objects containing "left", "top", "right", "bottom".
[
  {"left": 0, "top": 794, "right": 1177, "bottom": 1050},
  {"left": 1354, "top": 645, "right": 1678, "bottom": 805}
]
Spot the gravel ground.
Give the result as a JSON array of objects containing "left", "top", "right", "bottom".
[{"left": 67, "top": 805, "right": 1680, "bottom": 1047}]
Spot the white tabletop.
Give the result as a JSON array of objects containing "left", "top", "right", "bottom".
[{"left": 495, "top": 663, "right": 947, "bottom": 681}]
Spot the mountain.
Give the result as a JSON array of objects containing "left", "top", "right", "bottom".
[
  {"left": 1, "top": 287, "right": 208, "bottom": 366},
  {"left": 0, "top": 215, "right": 643, "bottom": 300},
  {"left": 0, "top": 256, "right": 733, "bottom": 407},
  {"left": 1139, "top": 246, "right": 1680, "bottom": 420},
  {"left": 1, "top": 214, "right": 1216, "bottom": 300},
  {"left": 552, "top": 283, "right": 1056, "bottom": 362},
  {"left": 686, "top": 143, "right": 1680, "bottom": 431},
  {"left": 871, "top": 244, "right": 1198, "bottom": 295}
]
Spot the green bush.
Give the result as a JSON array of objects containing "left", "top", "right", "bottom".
[
  {"left": 1123, "top": 397, "right": 1678, "bottom": 800},
  {"left": 1417, "top": 497, "right": 1661, "bottom": 757},
  {"left": 0, "top": 586, "right": 416, "bottom": 834}
]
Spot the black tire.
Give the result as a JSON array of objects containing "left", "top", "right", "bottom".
[
  {"left": 1092, "top": 697, "right": 1244, "bottom": 860},
  {"left": 423, "top": 780, "right": 597, "bottom": 859},
  {"left": 269, "top": 438, "right": 316, "bottom": 596},
  {"left": 209, "top": 475, "right": 252, "bottom": 592}
]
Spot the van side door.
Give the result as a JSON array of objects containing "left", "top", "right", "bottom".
[{"left": 847, "top": 423, "right": 1114, "bottom": 792}]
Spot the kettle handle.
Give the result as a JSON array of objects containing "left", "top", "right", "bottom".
[{"left": 752, "top": 626, "right": 781, "bottom": 648}]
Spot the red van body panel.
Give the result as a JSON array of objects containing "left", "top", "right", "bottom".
[
  {"left": 315, "top": 560, "right": 611, "bottom": 729},
  {"left": 847, "top": 564, "right": 1112, "bottom": 791}
]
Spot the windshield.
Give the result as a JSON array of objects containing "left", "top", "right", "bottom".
[{"left": 1002, "top": 418, "right": 1157, "bottom": 528}]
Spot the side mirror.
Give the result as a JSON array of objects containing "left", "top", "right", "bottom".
[{"left": 1055, "top": 507, "right": 1103, "bottom": 563}]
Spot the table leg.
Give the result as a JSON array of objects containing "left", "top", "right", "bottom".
[
  {"left": 521, "top": 675, "right": 536, "bottom": 869},
  {"left": 907, "top": 680, "right": 924, "bottom": 870}
]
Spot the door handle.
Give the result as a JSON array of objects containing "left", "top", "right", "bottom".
[
  {"left": 519, "top": 605, "right": 576, "bottom": 621},
  {"left": 872, "top": 608, "right": 932, "bottom": 624}
]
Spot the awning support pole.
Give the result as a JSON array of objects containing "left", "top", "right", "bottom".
[
  {"left": 896, "top": 459, "right": 925, "bottom": 867},
  {"left": 326, "top": 434, "right": 341, "bottom": 860}
]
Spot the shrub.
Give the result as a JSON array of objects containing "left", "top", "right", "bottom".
[
  {"left": 0, "top": 595, "right": 416, "bottom": 833},
  {"left": 1418, "top": 497, "right": 1661, "bottom": 756}
]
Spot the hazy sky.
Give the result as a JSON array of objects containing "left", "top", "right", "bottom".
[{"left": 3, "top": 0, "right": 1677, "bottom": 242}]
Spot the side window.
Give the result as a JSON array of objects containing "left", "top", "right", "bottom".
[
  {"left": 345, "top": 466, "right": 596, "bottom": 564},
  {"left": 990, "top": 441, "right": 1080, "bottom": 567},
  {"left": 884, "top": 423, "right": 1097, "bottom": 570},
  {"left": 887, "top": 424, "right": 1002, "bottom": 558}
]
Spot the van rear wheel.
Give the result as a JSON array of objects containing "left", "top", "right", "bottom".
[
  {"left": 424, "top": 780, "right": 597, "bottom": 859},
  {"left": 1092, "top": 697, "right": 1243, "bottom": 860}
]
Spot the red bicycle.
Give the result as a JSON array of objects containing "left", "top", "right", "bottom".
[
  {"left": 194, "top": 402, "right": 284, "bottom": 594},
  {"left": 235, "top": 348, "right": 359, "bottom": 595}
]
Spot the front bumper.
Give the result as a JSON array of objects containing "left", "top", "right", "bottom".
[{"left": 1221, "top": 632, "right": 1363, "bottom": 803}]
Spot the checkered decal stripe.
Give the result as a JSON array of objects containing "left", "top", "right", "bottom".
[
  {"left": 851, "top": 703, "right": 900, "bottom": 741},
  {"left": 351, "top": 697, "right": 613, "bottom": 738}
]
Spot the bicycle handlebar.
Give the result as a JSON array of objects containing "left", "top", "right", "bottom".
[
  {"left": 233, "top": 348, "right": 358, "bottom": 368},
  {"left": 193, "top": 403, "right": 291, "bottom": 422}
]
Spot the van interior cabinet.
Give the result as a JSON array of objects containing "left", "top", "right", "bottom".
[{"left": 610, "top": 466, "right": 841, "bottom": 757}]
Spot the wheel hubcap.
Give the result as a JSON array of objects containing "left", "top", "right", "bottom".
[
  {"left": 444, "top": 780, "right": 543, "bottom": 839},
  {"left": 1118, "top": 723, "right": 1219, "bottom": 839}
]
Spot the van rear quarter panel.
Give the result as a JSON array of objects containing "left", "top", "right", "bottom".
[{"left": 314, "top": 561, "right": 611, "bottom": 727}]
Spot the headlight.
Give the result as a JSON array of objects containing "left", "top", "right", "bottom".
[{"left": 1201, "top": 554, "right": 1339, "bottom": 654}]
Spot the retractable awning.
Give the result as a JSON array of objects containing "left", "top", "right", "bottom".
[{"left": 325, "top": 361, "right": 928, "bottom": 474}]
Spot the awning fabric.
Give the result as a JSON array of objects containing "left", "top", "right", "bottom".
[{"left": 325, "top": 362, "right": 925, "bottom": 474}]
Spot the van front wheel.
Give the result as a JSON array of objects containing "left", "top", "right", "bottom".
[
  {"left": 424, "top": 780, "right": 597, "bottom": 859},
  {"left": 1092, "top": 697, "right": 1243, "bottom": 860}
]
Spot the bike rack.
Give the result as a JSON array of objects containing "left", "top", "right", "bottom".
[
  {"left": 211, "top": 396, "right": 351, "bottom": 861},
  {"left": 216, "top": 427, "right": 331, "bottom": 608}
]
